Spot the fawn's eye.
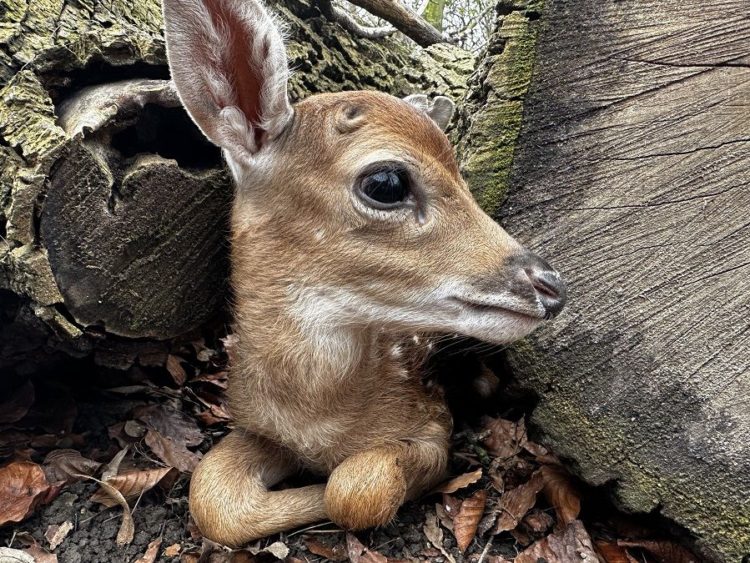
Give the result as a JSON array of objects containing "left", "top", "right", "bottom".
[{"left": 358, "top": 167, "right": 411, "bottom": 209}]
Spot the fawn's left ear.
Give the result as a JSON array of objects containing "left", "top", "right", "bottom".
[
  {"left": 163, "top": 0, "right": 292, "bottom": 165},
  {"left": 404, "top": 94, "right": 455, "bottom": 131}
]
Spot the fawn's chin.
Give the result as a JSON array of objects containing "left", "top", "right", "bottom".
[{"left": 448, "top": 300, "right": 545, "bottom": 344}]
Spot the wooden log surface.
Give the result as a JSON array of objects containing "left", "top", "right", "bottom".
[
  {"left": 0, "top": 0, "right": 473, "bottom": 365},
  {"left": 499, "top": 1, "right": 750, "bottom": 560}
]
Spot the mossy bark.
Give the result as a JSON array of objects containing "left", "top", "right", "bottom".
[
  {"left": 460, "top": 1, "right": 750, "bottom": 561},
  {"left": 0, "top": 0, "right": 473, "bottom": 369}
]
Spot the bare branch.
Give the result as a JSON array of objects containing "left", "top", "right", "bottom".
[
  {"left": 318, "top": 0, "right": 396, "bottom": 39},
  {"left": 343, "top": 0, "right": 450, "bottom": 47}
]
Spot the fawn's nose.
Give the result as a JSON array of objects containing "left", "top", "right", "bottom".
[{"left": 521, "top": 253, "right": 567, "bottom": 318}]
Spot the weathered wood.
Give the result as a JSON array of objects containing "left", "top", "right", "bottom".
[
  {"left": 494, "top": 1, "right": 750, "bottom": 561},
  {"left": 0, "top": 0, "right": 473, "bottom": 363}
]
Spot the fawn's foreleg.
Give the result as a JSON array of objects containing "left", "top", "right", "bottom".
[
  {"left": 189, "top": 431, "right": 326, "bottom": 546},
  {"left": 324, "top": 426, "right": 450, "bottom": 530}
]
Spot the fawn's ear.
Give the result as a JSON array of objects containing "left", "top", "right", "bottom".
[
  {"left": 404, "top": 94, "right": 455, "bottom": 131},
  {"left": 163, "top": 0, "right": 292, "bottom": 164}
]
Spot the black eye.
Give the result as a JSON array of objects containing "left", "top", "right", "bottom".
[{"left": 359, "top": 168, "right": 411, "bottom": 208}]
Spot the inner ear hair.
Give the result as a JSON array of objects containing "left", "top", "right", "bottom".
[{"left": 403, "top": 94, "right": 455, "bottom": 131}]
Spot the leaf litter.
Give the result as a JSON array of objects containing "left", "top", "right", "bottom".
[{"left": 0, "top": 336, "right": 706, "bottom": 562}]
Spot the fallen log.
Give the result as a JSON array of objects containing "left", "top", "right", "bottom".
[{"left": 0, "top": 0, "right": 473, "bottom": 368}]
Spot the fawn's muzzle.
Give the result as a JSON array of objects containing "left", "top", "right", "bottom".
[{"left": 519, "top": 253, "right": 567, "bottom": 318}]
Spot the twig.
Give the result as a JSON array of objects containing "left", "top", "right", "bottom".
[
  {"left": 477, "top": 537, "right": 493, "bottom": 563},
  {"left": 318, "top": 0, "right": 396, "bottom": 39}
]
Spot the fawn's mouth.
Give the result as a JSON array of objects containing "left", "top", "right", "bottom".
[{"left": 450, "top": 297, "right": 546, "bottom": 321}]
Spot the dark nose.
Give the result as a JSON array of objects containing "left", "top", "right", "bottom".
[{"left": 522, "top": 254, "right": 567, "bottom": 318}]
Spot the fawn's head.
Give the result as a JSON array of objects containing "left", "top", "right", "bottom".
[{"left": 164, "top": 0, "right": 566, "bottom": 345}]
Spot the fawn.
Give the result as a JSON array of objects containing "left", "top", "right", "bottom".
[{"left": 163, "top": 0, "right": 566, "bottom": 546}]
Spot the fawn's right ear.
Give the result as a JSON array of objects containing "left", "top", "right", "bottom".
[{"left": 163, "top": 0, "right": 292, "bottom": 165}]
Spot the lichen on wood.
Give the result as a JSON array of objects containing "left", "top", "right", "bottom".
[
  {"left": 454, "top": 1, "right": 543, "bottom": 218},
  {"left": 0, "top": 0, "right": 473, "bottom": 364}
]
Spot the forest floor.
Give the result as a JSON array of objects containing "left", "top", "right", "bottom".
[{"left": 0, "top": 331, "right": 704, "bottom": 563}]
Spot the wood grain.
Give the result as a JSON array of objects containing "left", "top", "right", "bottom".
[{"left": 501, "top": 2, "right": 750, "bottom": 561}]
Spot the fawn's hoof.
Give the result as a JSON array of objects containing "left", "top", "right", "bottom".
[{"left": 324, "top": 449, "right": 407, "bottom": 529}]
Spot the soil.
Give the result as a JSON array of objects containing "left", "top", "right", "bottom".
[{"left": 0, "top": 335, "right": 703, "bottom": 563}]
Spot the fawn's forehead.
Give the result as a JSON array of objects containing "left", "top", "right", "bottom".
[{"left": 293, "top": 91, "right": 460, "bottom": 179}]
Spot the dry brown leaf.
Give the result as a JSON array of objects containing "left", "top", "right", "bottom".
[
  {"left": 79, "top": 474, "right": 134, "bottom": 545},
  {"left": 483, "top": 417, "right": 527, "bottom": 459},
  {"left": 43, "top": 450, "right": 101, "bottom": 484},
  {"left": 423, "top": 511, "right": 456, "bottom": 563},
  {"left": 619, "top": 539, "right": 700, "bottom": 563},
  {"left": 452, "top": 489, "right": 487, "bottom": 553},
  {"left": 22, "top": 544, "right": 59, "bottom": 563},
  {"left": 515, "top": 520, "right": 600, "bottom": 563},
  {"left": 166, "top": 355, "right": 188, "bottom": 386},
  {"left": 493, "top": 470, "right": 544, "bottom": 534},
  {"left": 303, "top": 537, "right": 347, "bottom": 561},
  {"left": 145, "top": 429, "right": 201, "bottom": 473},
  {"left": 134, "top": 404, "right": 203, "bottom": 448},
  {"left": 179, "top": 551, "right": 199, "bottom": 563},
  {"left": 596, "top": 541, "right": 639, "bottom": 563},
  {"left": 91, "top": 467, "right": 175, "bottom": 507},
  {"left": 433, "top": 468, "right": 482, "bottom": 494},
  {"left": 135, "top": 538, "right": 162, "bottom": 563},
  {"left": 0, "top": 381, "right": 35, "bottom": 425},
  {"left": 44, "top": 520, "right": 73, "bottom": 550},
  {"left": 163, "top": 543, "right": 181, "bottom": 557},
  {"left": 102, "top": 448, "right": 129, "bottom": 481},
  {"left": 0, "top": 461, "right": 56, "bottom": 526},
  {"left": 540, "top": 464, "right": 581, "bottom": 528},
  {"left": 346, "top": 533, "right": 387, "bottom": 563},
  {"left": 520, "top": 508, "right": 554, "bottom": 536}
]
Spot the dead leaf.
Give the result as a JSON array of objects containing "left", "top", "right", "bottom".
[
  {"left": 493, "top": 470, "right": 544, "bottom": 534},
  {"left": 134, "top": 538, "right": 162, "bottom": 563},
  {"left": 134, "top": 404, "right": 203, "bottom": 448},
  {"left": 520, "top": 508, "right": 554, "bottom": 537},
  {"left": 618, "top": 539, "right": 700, "bottom": 563},
  {"left": 77, "top": 474, "right": 134, "bottom": 545},
  {"left": 483, "top": 417, "right": 527, "bottom": 459},
  {"left": 597, "top": 541, "right": 639, "bottom": 563},
  {"left": 44, "top": 521, "right": 73, "bottom": 550},
  {"left": 43, "top": 450, "right": 101, "bottom": 484},
  {"left": 303, "top": 537, "right": 347, "bottom": 561},
  {"left": 145, "top": 429, "right": 201, "bottom": 473},
  {"left": 22, "top": 544, "right": 58, "bottom": 563},
  {"left": 247, "top": 540, "right": 289, "bottom": 559},
  {"left": 0, "top": 461, "right": 56, "bottom": 526},
  {"left": 166, "top": 355, "right": 188, "bottom": 386},
  {"left": 0, "top": 381, "right": 35, "bottom": 425},
  {"left": 346, "top": 533, "right": 387, "bottom": 563},
  {"left": 433, "top": 468, "right": 482, "bottom": 494},
  {"left": 540, "top": 464, "right": 581, "bottom": 528},
  {"left": 91, "top": 467, "right": 175, "bottom": 507},
  {"left": 102, "top": 447, "right": 129, "bottom": 481},
  {"left": 163, "top": 543, "right": 181, "bottom": 557},
  {"left": 515, "top": 520, "right": 600, "bottom": 563},
  {"left": 452, "top": 489, "right": 487, "bottom": 553},
  {"left": 423, "top": 511, "right": 456, "bottom": 563},
  {"left": 0, "top": 547, "right": 35, "bottom": 563}
]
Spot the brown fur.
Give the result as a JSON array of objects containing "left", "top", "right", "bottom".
[
  {"left": 162, "top": 0, "right": 565, "bottom": 546},
  {"left": 188, "top": 91, "right": 559, "bottom": 545}
]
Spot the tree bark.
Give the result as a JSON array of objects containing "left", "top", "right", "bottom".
[
  {"left": 0, "top": 0, "right": 473, "bottom": 369},
  {"left": 459, "top": 1, "right": 750, "bottom": 561}
]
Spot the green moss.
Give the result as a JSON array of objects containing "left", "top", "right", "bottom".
[
  {"left": 507, "top": 340, "right": 750, "bottom": 561},
  {"left": 455, "top": 2, "right": 543, "bottom": 218}
]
